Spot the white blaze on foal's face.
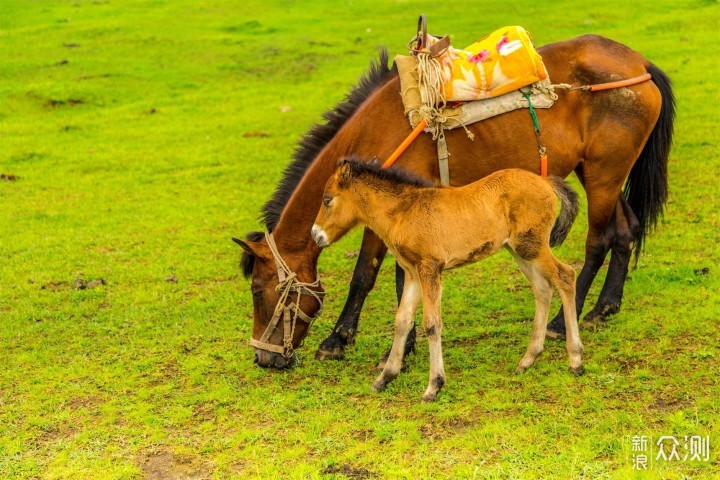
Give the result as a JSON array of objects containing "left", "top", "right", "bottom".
[{"left": 311, "top": 223, "right": 329, "bottom": 248}]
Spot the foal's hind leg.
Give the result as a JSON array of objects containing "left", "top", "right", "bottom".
[
  {"left": 509, "top": 251, "right": 553, "bottom": 374},
  {"left": 529, "top": 248, "right": 584, "bottom": 375}
]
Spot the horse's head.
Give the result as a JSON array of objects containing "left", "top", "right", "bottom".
[
  {"left": 235, "top": 232, "right": 324, "bottom": 369},
  {"left": 312, "top": 160, "right": 360, "bottom": 248}
]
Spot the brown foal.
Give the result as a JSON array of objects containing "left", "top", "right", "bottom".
[{"left": 312, "top": 159, "right": 583, "bottom": 401}]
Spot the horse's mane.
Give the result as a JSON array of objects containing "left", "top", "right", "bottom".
[
  {"left": 241, "top": 50, "right": 396, "bottom": 278},
  {"left": 260, "top": 49, "right": 395, "bottom": 231},
  {"left": 343, "top": 157, "right": 434, "bottom": 189}
]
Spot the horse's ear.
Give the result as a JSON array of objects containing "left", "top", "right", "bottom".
[{"left": 233, "top": 237, "right": 257, "bottom": 256}]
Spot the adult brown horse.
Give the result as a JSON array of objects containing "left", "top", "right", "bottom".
[{"left": 236, "top": 34, "right": 674, "bottom": 369}]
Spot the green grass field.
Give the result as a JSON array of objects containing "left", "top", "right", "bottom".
[{"left": 1, "top": 1, "right": 719, "bottom": 478}]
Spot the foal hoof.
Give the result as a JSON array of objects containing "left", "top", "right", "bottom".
[
  {"left": 515, "top": 366, "right": 526, "bottom": 375},
  {"left": 421, "top": 392, "right": 437, "bottom": 403},
  {"left": 569, "top": 365, "right": 585, "bottom": 377},
  {"left": 371, "top": 379, "right": 387, "bottom": 393},
  {"left": 315, "top": 346, "right": 345, "bottom": 361}
]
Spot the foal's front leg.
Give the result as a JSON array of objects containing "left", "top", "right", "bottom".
[
  {"left": 372, "top": 274, "right": 421, "bottom": 392},
  {"left": 417, "top": 263, "right": 445, "bottom": 402}
]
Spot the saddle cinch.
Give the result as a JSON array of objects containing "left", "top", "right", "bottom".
[{"left": 392, "top": 16, "right": 558, "bottom": 184}]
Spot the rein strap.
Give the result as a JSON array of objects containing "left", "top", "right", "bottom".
[{"left": 250, "top": 232, "right": 324, "bottom": 357}]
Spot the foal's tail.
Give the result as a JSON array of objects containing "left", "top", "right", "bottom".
[{"left": 548, "top": 176, "right": 579, "bottom": 247}]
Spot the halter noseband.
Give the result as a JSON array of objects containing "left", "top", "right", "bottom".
[{"left": 249, "top": 232, "right": 325, "bottom": 358}]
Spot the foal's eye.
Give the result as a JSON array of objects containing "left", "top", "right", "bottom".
[{"left": 322, "top": 195, "right": 333, "bottom": 207}]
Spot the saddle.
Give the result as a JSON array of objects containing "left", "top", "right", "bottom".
[
  {"left": 396, "top": 16, "right": 556, "bottom": 132},
  {"left": 393, "top": 16, "right": 558, "bottom": 184}
]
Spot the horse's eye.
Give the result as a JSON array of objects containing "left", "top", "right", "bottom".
[
  {"left": 252, "top": 290, "right": 263, "bottom": 299},
  {"left": 322, "top": 195, "right": 333, "bottom": 207}
]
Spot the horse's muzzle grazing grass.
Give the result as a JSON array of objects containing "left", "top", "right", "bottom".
[{"left": 313, "top": 158, "right": 584, "bottom": 401}]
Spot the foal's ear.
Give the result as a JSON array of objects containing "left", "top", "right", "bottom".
[{"left": 337, "top": 161, "right": 353, "bottom": 188}]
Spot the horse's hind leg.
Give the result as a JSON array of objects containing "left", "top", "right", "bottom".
[
  {"left": 547, "top": 165, "right": 624, "bottom": 339},
  {"left": 372, "top": 271, "right": 421, "bottom": 393},
  {"left": 509, "top": 251, "right": 553, "bottom": 374},
  {"left": 316, "top": 227, "right": 387, "bottom": 361},
  {"left": 583, "top": 196, "right": 639, "bottom": 325}
]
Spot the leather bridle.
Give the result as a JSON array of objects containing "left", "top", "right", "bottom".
[{"left": 249, "top": 232, "right": 325, "bottom": 358}]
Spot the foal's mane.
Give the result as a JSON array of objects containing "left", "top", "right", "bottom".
[
  {"left": 241, "top": 50, "right": 396, "bottom": 278},
  {"left": 343, "top": 157, "right": 434, "bottom": 189}
]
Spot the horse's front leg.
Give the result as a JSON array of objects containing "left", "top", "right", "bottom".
[
  {"left": 372, "top": 274, "right": 421, "bottom": 392},
  {"left": 316, "top": 227, "right": 387, "bottom": 360}
]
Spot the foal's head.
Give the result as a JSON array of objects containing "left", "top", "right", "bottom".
[
  {"left": 312, "top": 158, "right": 434, "bottom": 248},
  {"left": 311, "top": 159, "right": 361, "bottom": 248}
]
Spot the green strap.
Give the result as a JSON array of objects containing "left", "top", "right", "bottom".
[{"left": 523, "top": 91, "right": 540, "bottom": 133}]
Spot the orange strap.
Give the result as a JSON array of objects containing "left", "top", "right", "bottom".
[
  {"left": 382, "top": 119, "right": 428, "bottom": 169},
  {"left": 586, "top": 73, "right": 652, "bottom": 92}
]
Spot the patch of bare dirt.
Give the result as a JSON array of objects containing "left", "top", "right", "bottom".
[
  {"left": 649, "top": 394, "right": 692, "bottom": 412},
  {"left": 45, "top": 97, "right": 84, "bottom": 108},
  {"left": 418, "top": 415, "right": 476, "bottom": 440},
  {"left": 1, "top": 173, "right": 18, "bottom": 181},
  {"left": 322, "top": 464, "right": 376, "bottom": 479},
  {"left": 41, "top": 280, "right": 68, "bottom": 291},
  {"left": 72, "top": 275, "right": 106, "bottom": 290},
  {"left": 138, "top": 447, "right": 213, "bottom": 480}
]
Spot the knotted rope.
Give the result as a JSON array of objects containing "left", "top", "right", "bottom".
[{"left": 416, "top": 52, "right": 447, "bottom": 140}]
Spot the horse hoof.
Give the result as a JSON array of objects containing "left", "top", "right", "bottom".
[
  {"left": 583, "top": 302, "right": 620, "bottom": 324},
  {"left": 580, "top": 319, "right": 598, "bottom": 331},
  {"left": 545, "top": 329, "right": 566, "bottom": 341},
  {"left": 515, "top": 366, "right": 526, "bottom": 375},
  {"left": 569, "top": 365, "right": 585, "bottom": 376},
  {"left": 315, "top": 346, "right": 345, "bottom": 361}
]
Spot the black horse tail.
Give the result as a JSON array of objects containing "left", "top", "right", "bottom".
[
  {"left": 549, "top": 176, "right": 580, "bottom": 247},
  {"left": 624, "top": 63, "right": 676, "bottom": 262}
]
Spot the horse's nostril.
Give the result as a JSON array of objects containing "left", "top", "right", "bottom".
[{"left": 254, "top": 353, "right": 259, "bottom": 364}]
